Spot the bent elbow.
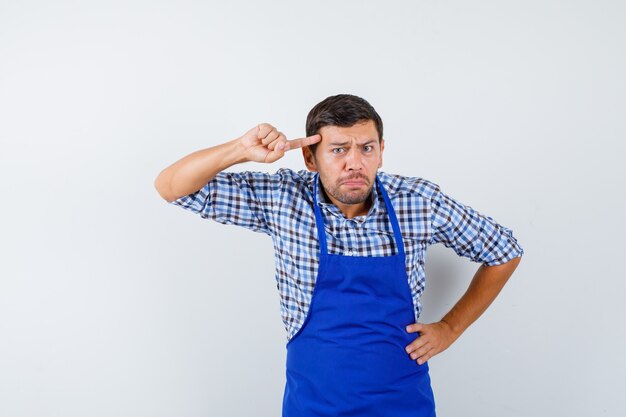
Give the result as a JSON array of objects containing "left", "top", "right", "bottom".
[{"left": 154, "top": 171, "right": 176, "bottom": 202}]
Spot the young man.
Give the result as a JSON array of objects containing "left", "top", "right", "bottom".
[{"left": 154, "top": 94, "right": 524, "bottom": 416}]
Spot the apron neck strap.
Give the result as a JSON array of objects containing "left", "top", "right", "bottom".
[{"left": 313, "top": 173, "right": 406, "bottom": 257}]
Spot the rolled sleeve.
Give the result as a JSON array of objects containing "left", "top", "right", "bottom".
[
  {"left": 429, "top": 187, "right": 524, "bottom": 266},
  {"left": 169, "top": 170, "right": 281, "bottom": 236}
]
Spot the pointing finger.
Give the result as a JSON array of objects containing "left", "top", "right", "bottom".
[{"left": 285, "top": 134, "right": 322, "bottom": 150}]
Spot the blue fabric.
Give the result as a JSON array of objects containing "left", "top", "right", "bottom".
[{"left": 282, "top": 173, "right": 436, "bottom": 416}]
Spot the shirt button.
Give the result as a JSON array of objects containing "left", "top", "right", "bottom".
[{"left": 347, "top": 250, "right": 353, "bottom": 256}]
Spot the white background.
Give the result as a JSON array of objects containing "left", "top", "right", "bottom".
[{"left": 1, "top": 1, "right": 624, "bottom": 416}]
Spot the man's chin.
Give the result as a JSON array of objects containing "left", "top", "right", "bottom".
[{"left": 336, "top": 187, "right": 373, "bottom": 205}]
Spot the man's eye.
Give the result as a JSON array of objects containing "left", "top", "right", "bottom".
[
  {"left": 364, "top": 145, "right": 373, "bottom": 152},
  {"left": 332, "top": 148, "right": 344, "bottom": 154}
]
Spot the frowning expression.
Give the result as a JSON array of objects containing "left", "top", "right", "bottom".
[{"left": 303, "top": 119, "right": 384, "bottom": 218}]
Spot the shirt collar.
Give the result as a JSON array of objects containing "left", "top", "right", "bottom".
[{"left": 315, "top": 174, "right": 380, "bottom": 223}]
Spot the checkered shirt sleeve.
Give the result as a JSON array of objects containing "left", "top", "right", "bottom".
[
  {"left": 168, "top": 170, "right": 279, "bottom": 236},
  {"left": 429, "top": 186, "right": 524, "bottom": 266}
]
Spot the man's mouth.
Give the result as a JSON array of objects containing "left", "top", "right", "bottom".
[{"left": 341, "top": 177, "right": 368, "bottom": 187}]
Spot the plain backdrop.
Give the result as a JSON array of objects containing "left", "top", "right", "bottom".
[{"left": 1, "top": 1, "right": 624, "bottom": 416}]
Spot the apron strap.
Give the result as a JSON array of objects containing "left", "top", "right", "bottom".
[
  {"left": 313, "top": 174, "right": 329, "bottom": 254},
  {"left": 313, "top": 173, "right": 406, "bottom": 257},
  {"left": 376, "top": 175, "right": 406, "bottom": 258}
]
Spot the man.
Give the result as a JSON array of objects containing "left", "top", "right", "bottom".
[{"left": 154, "top": 94, "right": 524, "bottom": 416}]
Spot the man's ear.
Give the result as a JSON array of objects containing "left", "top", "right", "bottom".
[
  {"left": 302, "top": 146, "right": 318, "bottom": 172},
  {"left": 378, "top": 138, "right": 385, "bottom": 168}
]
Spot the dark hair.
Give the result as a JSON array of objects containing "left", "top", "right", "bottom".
[{"left": 305, "top": 93, "right": 383, "bottom": 156}]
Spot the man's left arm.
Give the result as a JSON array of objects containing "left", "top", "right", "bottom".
[
  {"left": 405, "top": 256, "right": 521, "bottom": 364},
  {"left": 405, "top": 186, "right": 524, "bottom": 364}
]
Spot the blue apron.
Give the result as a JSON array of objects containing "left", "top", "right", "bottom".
[{"left": 282, "top": 173, "right": 436, "bottom": 416}]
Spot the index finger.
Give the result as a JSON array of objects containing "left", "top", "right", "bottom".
[{"left": 285, "top": 134, "right": 322, "bottom": 150}]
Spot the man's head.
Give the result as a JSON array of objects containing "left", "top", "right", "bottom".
[{"left": 302, "top": 94, "right": 385, "bottom": 217}]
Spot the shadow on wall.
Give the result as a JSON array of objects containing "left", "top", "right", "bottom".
[{"left": 419, "top": 244, "right": 476, "bottom": 324}]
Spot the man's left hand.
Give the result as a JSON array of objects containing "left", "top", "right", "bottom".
[{"left": 404, "top": 321, "right": 459, "bottom": 365}]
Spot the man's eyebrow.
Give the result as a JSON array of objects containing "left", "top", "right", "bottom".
[{"left": 328, "top": 139, "right": 377, "bottom": 146}]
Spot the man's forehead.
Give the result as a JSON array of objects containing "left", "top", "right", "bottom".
[
  {"left": 318, "top": 122, "right": 379, "bottom": 144},
  {"left": 326, "top": 137, "right": 378, "bottom": 146}
]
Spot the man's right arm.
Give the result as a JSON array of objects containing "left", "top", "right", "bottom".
[
  {"left": 154, "top": 136, "right": 247, "bottom": 203},
  {"left": 154, "top": 123, "right": 321, "bottom": 202}
]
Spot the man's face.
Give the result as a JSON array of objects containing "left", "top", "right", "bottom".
[{"left": 303, "top": 119, "right": 384, "bottom": 212}]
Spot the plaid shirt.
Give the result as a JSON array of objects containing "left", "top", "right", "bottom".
[{"left": 169, "top": 168, "right": 524, "bottom": 342}]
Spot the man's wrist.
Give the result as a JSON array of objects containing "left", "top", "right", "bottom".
[
  {"left": 440, "top": 318, "right": 463, "bottom": 340},
  {"left": 224, "top": 136, "right": 250, "bottom": 166}
]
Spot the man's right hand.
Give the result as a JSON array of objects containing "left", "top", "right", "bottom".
[
  {"left": 155, "top": 123, "right": 322, "bottom": 202},
  {"left": 238, "top": 123, "right": 322, "bottom": 163}
]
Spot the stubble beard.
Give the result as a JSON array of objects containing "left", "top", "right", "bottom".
[{"left": 321, "top": 174, "right": 374, "bottom": 205}]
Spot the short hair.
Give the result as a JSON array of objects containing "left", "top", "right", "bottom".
[{"left": 305, "top": 93, "right": 384, "bottom": 156}]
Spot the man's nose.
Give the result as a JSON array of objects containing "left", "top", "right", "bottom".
[{"left": 345, "top": 148, "right": 363, "bottom": 170}]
